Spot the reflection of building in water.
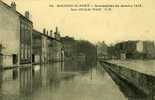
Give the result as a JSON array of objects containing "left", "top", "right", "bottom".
[
  {"left": 19, "top": 67, "right": 33, "bottom": 93},
  {"left": 0, "top": 1, "right": 33, "bottom": 66},
  {"left": 32, "top": 65, "right": 43, "bottom": 90},
  {"left": 0, "top": 61, "right": 90, "bottom": 100},
  {"left": 40, "top": 63, "right": 63, "bottom": 89},
  {"left": 0, "top": 70, "right": 2, "bottom": 88},
  {"left": 63, "top": 61, "right": 88, "bottom": 72}
]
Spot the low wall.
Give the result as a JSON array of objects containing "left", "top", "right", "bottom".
[{"left": 100, "top": 61, "right": 155, "bottom": 98}]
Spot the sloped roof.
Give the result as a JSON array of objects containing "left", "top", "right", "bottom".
[{"left": 0, "top": 0, "right": 32, "bottom": 23}]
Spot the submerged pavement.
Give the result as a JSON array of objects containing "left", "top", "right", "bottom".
[{"left": 0, "top": 62, "right": 127, "bottom": 100}]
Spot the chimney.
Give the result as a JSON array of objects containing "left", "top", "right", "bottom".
[
  {"left": 50, "top": 30, "right": 53, "bottom": 37},
  {"left": 25, "top": 11, "right": 30, "bottom": 19},
  {"left": 55, "top": 26, "right": 58, "bottom": 34},
  {"left": 43, "top": 28, "right": 46, "bottom": 34},
  {"left": 11, "top": 2, "right": 16, "bottom": 10},
  {"left": 47, "top": 30, "right": 49, "bottom": 36}
]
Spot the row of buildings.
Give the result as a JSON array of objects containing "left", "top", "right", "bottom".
[
  {"left": 97, "top": 40, "right": 155, "bottom": 60},
  {"left": 32, "top": 27, "right": 64, "bottom": 64},
  {"left": 115, "top": 40, "right": 155, "bottom": 59},
  {"left": 0, "top": 1, "right": 64, "bottom": 66}
]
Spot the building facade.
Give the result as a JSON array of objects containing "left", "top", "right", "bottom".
[
  {"left": 97, "top": 41, "right": 108, "bottom": 59},
  {"left": 51, "top": 28, "right": 64, "bottom": 62},
  {"left": 0, "top": 1, "right": 64, "bottom": 66},
  {"left": 41, "top": 29, "right": 48, "bottom": 63},
  {"left": 20, "top": 12, "right": 33, "bottom": 64},
  {"left": 41, "top": 29, "right": 53, "bottom": 63},
  {"left": 60, "top": 36, "right": 77, "bottom": 61},
  {"left": 0, "top": 1, "right": 33, "bottom": 66},
  {"left": 142, "top": 41, "right": 155, "bottom": 58},
  {"left": 40, "top": 28, "right": 64, "bottom": 63},
  {"left": 0, "top": 44, "right": 2, "bottom": 66},
  {"left": 32, "top": 30, "right": 42, "bottom": 64},
  {"left": 114, "top": 40, "right": 155, "bottom": 59}
]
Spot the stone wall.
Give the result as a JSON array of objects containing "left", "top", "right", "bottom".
[{"left": 101, "top": 61, "right": 155, "bottom": 97}]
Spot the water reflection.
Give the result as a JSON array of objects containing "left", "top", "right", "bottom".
[
  {"left": 0, "top": 69, "right": 2, "bottom": 88},
  {"left": 20, "top": 67, "right": 32, "bottom": 94},
  {"left": 0, "top": 61, "right": 128, "bottom": 100}
]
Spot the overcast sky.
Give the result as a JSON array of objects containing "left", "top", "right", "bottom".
[{"left": 2, "top": 0, "right": 155, "bottom": 44}]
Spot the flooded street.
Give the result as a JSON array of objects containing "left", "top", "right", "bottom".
[
  {"left": 1, "top": 60, "right": 155, "bottom": 100},
  {"left": 0, "top": 0, "right": 155, "bottom": 99},
  {"left": 0, "top": 61, "right": 127, "bottom": 100}
]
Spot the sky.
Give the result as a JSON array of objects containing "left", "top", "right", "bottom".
[{"left": 2, "top": 0, "right": 155, "bottom": 44}]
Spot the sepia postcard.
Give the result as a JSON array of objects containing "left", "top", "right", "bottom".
[{"left": 0, "top": 0, "right": 155, "bottom": 100}]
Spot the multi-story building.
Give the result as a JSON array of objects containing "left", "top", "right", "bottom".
[
  {"left": 52, "top": 27, "right": 64, "bottom": 62},
  {"left": 41, "top": 28, "right": 64, "bottom": 63},
  {"left": 41, "top": 29, "right": 48, "bottom": 63},
  {"left": 41, "top": 28, "right": 53, "bottom": 63},
  {"left": 32, "top": 30, "right": 42, "bottom": 64},
  {"left": 20, "top": 12, "right": 33, "bottom": 64},
  {"left": 0, "top": 1, "right": 64, "bottom": 66},
  {"left": 0, "top": 1, "right": 33, "bottom": 66},
  {"left": 0, "top": 44, "right": 2, "bottom": 66}
]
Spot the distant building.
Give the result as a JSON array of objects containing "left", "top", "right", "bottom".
[
  {"left": 115, "top": 40, "right": 155, "bottom": 59},
  {"left": 50, "top": 39, "right": 64, "bottom": 62},
  {"left": 0, "top": 1, "right": 33, "bottom": 66},
  {"left": 143, "top": 41, "right": 155, "bottom": 58},
  {"left": 136, "top": 41, "right": 143, "bottom": 53},
  {"left": 76, "top": 53, "right": 86, "bottom": 63},
  {"left": 60, "top": 36, "right": 77, "bottom": 60},
  {"left": 97, "top": 41, "right": 108, "bottom": 59},
  {"left": 41, "top": 28, "right": 48, "bottom": 63},
  {"left": 52, "top": 27, "right": 64, "bottom": 62}
]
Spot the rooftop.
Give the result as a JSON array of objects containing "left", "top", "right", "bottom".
[{"left": 0, "top": 0, "right": 32, "bottom": 23}]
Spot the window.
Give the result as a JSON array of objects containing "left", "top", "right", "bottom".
[
  {"left": 25, "top": 45, "right": 27, "bottom": 59},
  {"left": 20, "top": 20, "right": 32, "bottom": 63},
  {"left": 27, "top": 47, "right": 29, "bottom": 58},
  {"left": 21, "top": 23, "right": 24, "bottom": 43},
  {"left": 21, "top": 44, "right": 24, "bottom": 59},
  {"left": 12, "top": 54, "right": 18, "bottom": 64}
]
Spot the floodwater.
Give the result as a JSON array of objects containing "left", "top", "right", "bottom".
[{"left": 0, "top": 61, "right": 127, "bottom": 100}]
